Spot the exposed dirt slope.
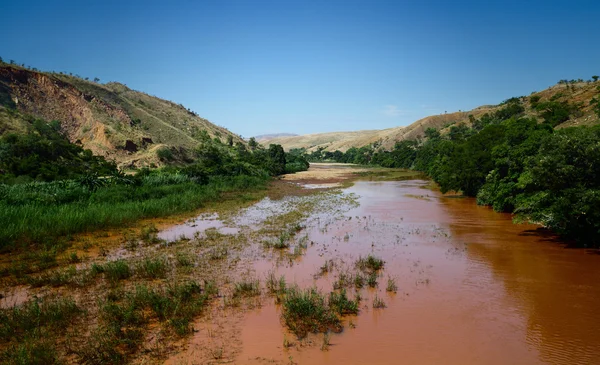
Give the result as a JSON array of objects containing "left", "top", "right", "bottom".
[
  {"left": 263, "top": 81, "right": 600, "bottom": 152},
  {"left": 0, "top": 64, "right": 244, "bottom": 168}
]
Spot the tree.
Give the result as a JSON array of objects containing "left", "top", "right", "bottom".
[
  {"left": 94, "top": 77, "right": 100, "bottom": 83},
  {"left": 590, "top": 97, "right": 600, "bottom": 119},
  {"left": 0, "top": 56, "right": 3, "bottom": 63},
  {"left": 424, "top": 127, "right": 441, "bottom": 140},
  {"left": 248, "top": 137, "right": 258, "bottom": 150},
  {"left": 514, "top": 126, "right": 600, "bottom": 245},
  {"left": 266, "top": 144, "right": 286, "bottom": 176},
  {"left": 593, "top": 75, "right": 599, "bottom": 82}
]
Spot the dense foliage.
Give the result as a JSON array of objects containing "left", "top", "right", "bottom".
[
  {"left": 306, "top": 98, "right": 600, "bottom": 246},
  {"left": 0, "top": 119, "right": 118, "bottom": 183},
  {"left": 0, "top": 119, "right": 309, "bottom": 249}
]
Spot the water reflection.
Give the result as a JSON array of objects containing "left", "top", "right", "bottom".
[{"left": 441, "top": 195, "right": 600, "bottom": 365}]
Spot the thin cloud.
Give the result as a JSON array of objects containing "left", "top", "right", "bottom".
[{"left": 381, "top": 105, "right": 404, "bottom": 117}]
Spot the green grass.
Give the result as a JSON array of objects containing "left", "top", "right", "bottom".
[
  {"left": 0, "top": 296, "right": 82, "bottom": 364},
  {"left": 79, "top": 280, "right": 214, "bottom": 362},
  {"left": 355, "top": 255, "right": 385, "bottom": 272},
  {"left": 386, "top": 277, "right": 398, "bottom": 293},
  {"left": 373, "top": 295, "right": 386, "bottom": 309},
  {"left": 328, "top": 289, "right": 359, "bottom": 315},
  {"left": 136, "top": 257, "right": 168, "bottom": 279},
  {"left": 0, "top": 296, "right": 82, "bottom": 341},
  {"left": 0, "top": 175, "right": 268, "bottom": 251},
  {"left": 233, "top": 279, "right": 260, "bottom": 298},
  {"left": 1, "top": 339, "right": 58, "bottom": 365},
  {"left": 367, "top": 272, "right": 378, "bottom": 288},
  {"left": 266, "top": 271, "right": 287, "bottom": 296},
  {"left": 175, "top": 252, "right": 193, "bottom": 268},
  {"left": 93, "top": 260, "right": 132, "bottom": 284},
  {"left": 281, "top": 286, "right": 342, "bottom": 338}
]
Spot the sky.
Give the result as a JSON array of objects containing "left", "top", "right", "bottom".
[{"left": 1, "top": 0, "right": 599, "bottom": 137}]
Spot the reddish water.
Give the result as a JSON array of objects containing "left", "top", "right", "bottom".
[{"left": 236, "top": 180, "right": 600, "bottom": 364}]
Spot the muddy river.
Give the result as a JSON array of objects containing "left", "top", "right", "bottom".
[{"left": 215, "top": 177, "right": 600, "bottom": 364}]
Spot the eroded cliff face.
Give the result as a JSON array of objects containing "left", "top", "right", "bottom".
[{"left": 0, "top": 65, "right": 244, "bottom": 168}]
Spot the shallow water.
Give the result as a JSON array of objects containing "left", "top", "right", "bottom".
[{"left": 235, "top": 180, "right": 600, "bottom": 364}]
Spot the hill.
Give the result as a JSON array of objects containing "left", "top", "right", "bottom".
[
  {"left": 0, "top": 63, "right": 244, "bottom": 168},
  {"left": 254, "top": 133, "right": 298, "bottom": 141},
  {"left": 261, "top": 79, "right": 600, "bottom": 152}
]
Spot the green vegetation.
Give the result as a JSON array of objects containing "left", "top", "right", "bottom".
[
  {"left": 328, "top": 289, "right": 359, "bottom": 315},
  {"left": 136, "top": 257, "right": 168, "bottom": 279},
  {"left": 355, "top": 255, "right": 385, "bottom": 272},
  {"left": 0, "top": 296, "right": 82, "bottom": 364},
  {"left": 386, "top": 277, "right": 398, "bottom": 293},
  {"left": 0, "top": 118, "right": 309, "bottom": 251},
  {"left": 372, "top": 295, "right": 386, "bottom": 309},
  {"left": 303, "top": 96, "right": 600, "bottom": 246},
  {"left": 80, "top": 281, "right": 214, "bottom": 362},
  {"left": 0, "top": 119, "right": 117, "bottom": 183},
  {"left": 233, "top": 279, "right": 261, "bottom": 298},
  {"left": 281, "top": 286, "right": 343, "bottom": 338}
]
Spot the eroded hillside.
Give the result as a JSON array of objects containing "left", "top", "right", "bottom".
[{"left": 0, "top": 64, "right": 244, "bottom": 168}]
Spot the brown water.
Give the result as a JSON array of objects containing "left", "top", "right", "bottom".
[{"left": 235, "top": 180, "right": 600, "bottom": 365}]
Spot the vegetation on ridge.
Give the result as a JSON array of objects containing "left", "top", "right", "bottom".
[{"left": 304, "top": 84, "right": 600, "bottom": 247}]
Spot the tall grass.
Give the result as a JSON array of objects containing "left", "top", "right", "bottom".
[
  {"left": 0, "top": 175, "right": 268, "bottom": 250},
  {"left": 0, "top": 296, "right": 82, "bottom": 364}
]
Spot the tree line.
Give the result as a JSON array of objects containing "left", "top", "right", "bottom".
[{"left": 305, "top": 98, "right": 600, "bottom": 246}]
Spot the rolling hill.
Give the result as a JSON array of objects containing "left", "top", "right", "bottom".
[
  {"left": 262, "top": 80, "right": 600, "bottom": 152},
  {"left": 0, "top": 64, "right": 244, "bottom": 168}
]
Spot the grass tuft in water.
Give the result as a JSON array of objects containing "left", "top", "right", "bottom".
[
  {"left": 386, "top": 276, "right": 398, "bottom": 293},
  {"left": 328, "top": 289, "right": 359, "bottom": 315},
  {"left": 373, "top": 294, "right": 387, "bottom": 309},
  {"left": 281, "top": 286, "right": 342, "bottom": 338},
  {"left": 355, "top": 255, "right": 385, "bottom": 272},
  {"left": 233, "top": 279, "right": 260, "bottom": 298}
]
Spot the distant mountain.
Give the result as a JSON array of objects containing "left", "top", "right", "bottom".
[
  {"left": 254, "top": 133, "right": 298, "bottom": 141},
  {"left": 0, "top": 63, "right": 244, "bottom": 168},
  {"left": 268, "top": 80, "right": 600, "bottom": 152}
]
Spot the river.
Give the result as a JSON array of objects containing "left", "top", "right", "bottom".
[{"left": 231, "top": 178, "right": 600, "bottom": 364}]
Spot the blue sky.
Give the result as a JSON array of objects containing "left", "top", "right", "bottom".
[{"left": 1, "top": 0, "right": 599, "bottom": 137}]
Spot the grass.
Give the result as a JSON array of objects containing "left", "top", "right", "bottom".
[
  {"left": 93, "top": 260, "right": 131, "bottom": 284},
  {"left": 79, "top": 280, "right": 214, "bottom": 362},
  {"left": 175, "top": 252, "right": 193, "bottom": 268},
  {"left": 0, "top": 296, "right": 82, "bottom": 340},
  {"left": 367, "top": 272, "right": 378, "bottom": 288},
  {"left": 25, "top": 265, "right": 82, "bottom": 287},
  {"left": 0, "top": 296, "right": 82, "bottom": 364},
  {"left": 281, "top": 286, "right": 342, "bottom": 338},
  {"left": 373, "top": 295, "right": 387, "bottom": 309},
  {"left": 328, "top": 289, "right": 359, "bottom": 315},
  {"left": 386, "top": 277, "right": 398, "bottom": 293},
  {"left": 266, "top": 271, "right": 287, "bottom": 297},
  {"left": 353, "top": 273, "right": 365, "bottom": 288},
  {"left": 209, "top": 246, "right": 228, "bottom": 260},
  {"left": 233, "top": 279, "right": 260, "bottom": 298},
  {"left": 136, "top": 257, "right": 168, "bottom": 279},
  {"left": 321, "top": 332, "right": 331, "bottom": 351},
  {"left": 333, "top": 272, "right": 353, "bottom": 290},
  {"left": 355, "top": 255, "right": 385, "bottom": 272},
  {"left": 318, "top": 259, "right": 335, "bottom": 276},
  {"left": 1, "top": 340, "right": 58, "bottom": 365},
  {"left": 0, "top": 175, "right": 268, "bottom": 251}
]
